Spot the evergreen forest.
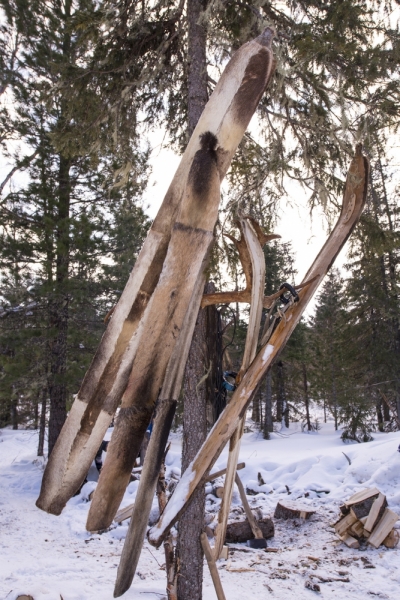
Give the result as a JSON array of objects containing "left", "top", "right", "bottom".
[{"left": 1, "top": 0, "right": 400, "bottom": 455}]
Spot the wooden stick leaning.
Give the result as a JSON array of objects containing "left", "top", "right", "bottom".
[
  {"left": 148, "top": 145, "right": 369, "bottom": 548},
  {"left": 201, "top": 533, "right": 227, "bottom": 600},
  {"left": 234, "top": 472, "right": 264, "bottom": 539},
  {"left": 213, "top": 217, "right": 266, "bottom": 559},
  {"left": 113, "top": 273, "right": 207, "bottom": 597},
  {"left": 36, "top": 28, "right": 276, "bottom": 517}
]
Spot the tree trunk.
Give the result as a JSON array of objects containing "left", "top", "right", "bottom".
[
  {"left": 38, "top": 387, "right": 47, "bottom": 457},
  {"left": 11, "top": 396, "right": 18, "bottom": 430},
  {"left": 263, "top": 371, "right": 273, "bottom": 439},
  {"left": 176, "top": 2, "right": 209, "bottom": 599},
  {"left": 302, "top": 362, "right": 311, "bottom": 431},
  {"left": 376, "top": 399, "right": 384, "bottom": 433},
  {"left": 47, "top": 154, "right": 71, "bottom": 455},
  {"left": 276, "top": 361, "right": 288, "bottom": 427},
  {"left": 47, "top": 1, "right": 72, "bottom": 456},
  {"left": 176, "top": 296, "right": 209, "bottom": 600}
]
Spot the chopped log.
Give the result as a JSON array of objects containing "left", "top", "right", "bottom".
[
  {"left": 220, "top": 546, "right": 229, "bottom": 560},
  {"left": 348, "top": 520, "right": 364, "bottom": 538},
  {"left": 114, "top": 503, "right": 135, "bottom": 523},
  {"left": 368, "top": 509, "right": 399, "bottom": 549},
  {"left": 215, "top": 487, "right": 224, "bottom": 499},
  {"left": 350, "top": 494, "right": 379, "bottom": 520},
  {"left": 205, "top": 462, "right": 245, "bottom": 482},
  {"left": 382, "top": 529, "right": 399, "bottom": 549},
  {"left": 17, "top": 596, "right": 34, "bottom": 600},
  {"left": 340, "top": 533, "right": 360, "bottom": 549},
  {"left": 344, "top": 488, "right": 380, "bottom": 507},
  {"left": 148, "top": 145, "right": 369, "bottom": 548},
  {"left": 334, "top": 513, "right": 358, "bottom": 537},
  {"left": 340, "top": 504, "right": 350, "bottom": 516},
  {"left": 225, "top": 517, "right": 274, "bottom": 543},
  {"left": 201, "top": 532, "right": 227, "bottom": 600},
  {"left": 364, "top": 493, "right": 387, "bottom": 533},
  {"left": 274, "top": 501, "right": 316, "bottom": 520}
]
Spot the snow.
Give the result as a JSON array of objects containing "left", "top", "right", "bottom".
[{"left": 1, "top": 420, "right": 399, "bottom": 600}]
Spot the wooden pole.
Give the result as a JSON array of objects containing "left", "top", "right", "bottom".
[
  {"left": 213, "top": 217, "right": 265, "bottom": 559},
  {"left": 200, "top": 533, "right": 227, "bottom": 600}
]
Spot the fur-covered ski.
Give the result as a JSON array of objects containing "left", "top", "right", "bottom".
[
  {"left": 36, "top": 28, "right": 275, "bottom": 519},
  {"left": 148, "top": 144, "right": 369, "bottom": 548}
]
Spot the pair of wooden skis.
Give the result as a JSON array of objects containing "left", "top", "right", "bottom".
[{"left": 35, "top": 23, "right": 369, "bottom": 599}]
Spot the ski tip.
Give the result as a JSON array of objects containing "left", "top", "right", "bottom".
[{"left": 257, "top": 27, "right": 276, "bottom": 48}]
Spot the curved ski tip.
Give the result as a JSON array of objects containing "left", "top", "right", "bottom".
[{"left": 256, "top": 27, "right": 276, "bottom": 48}]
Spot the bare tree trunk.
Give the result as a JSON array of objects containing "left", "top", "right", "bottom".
[
  {"left": 263, "top": 371, "right": 273, "bottom": 439},
  {"left": 376, "top": 399, "right": 384, "bottom": 432},
  {"left": 38, "top": 387, "right": 47, "bottom": 457},
  {"left": 176, "top": 2, "right": 209, "bottom": 598},
  {"left": 176, "top": 297, "right": 209, "bottom": 600},
  {"left": 48, "top": 153, "right": 71, "bottom": 455},
  {"left": 302, "top": 363, "right": 311, "bottom": 431},
  {"left": 11, "top": 396, "right": 18, "bottom": 430}
]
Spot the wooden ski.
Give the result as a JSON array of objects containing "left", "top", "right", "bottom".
[
  {"left": 213, "top": 217, "right": 266, "bottom": 559},
  {"left": 148, "top": 145, "right": 369, "bottom": 548},
  {"left": 36, "top": 28, "right": 275, "bottom": 517}
]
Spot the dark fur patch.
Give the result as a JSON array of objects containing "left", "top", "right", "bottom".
[
  {"left": 232, "top": 48, "right": 272, "bottom": 127},
  {"left": 188, "top": 131, "right": 218, "bottom": 201}
]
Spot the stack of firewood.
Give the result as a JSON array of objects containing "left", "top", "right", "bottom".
[{"left": 334, "top": 487, "right": 399, "bottom": 549}]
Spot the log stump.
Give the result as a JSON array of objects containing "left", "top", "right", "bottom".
[
  {"left": 274, "top": 501, "right": 316, "bottom": 520},
  {"left": 225, "top": 517, "right": 274, "bottom": 543}
]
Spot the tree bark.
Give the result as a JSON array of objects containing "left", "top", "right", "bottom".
[
  {"left": 176, "top": 3, "right": 209, "bottom": 599},
  {"left": 48, "top": 153, "right": 71, "bottom": 455},
  {"left": 302, "top": 363, "right": 311, "bottom": 431},
  {"left": 38, "top": 387, "right": 47, "bottom": 457},
  {"left": 263, "top": 371, "right": 273, "bottom": 438},
  {"left": 176, "top": 294, "right": 209, "bottom": 600},
  {"left": 47, "top": 1, "right": 72, "bottom": 456}
]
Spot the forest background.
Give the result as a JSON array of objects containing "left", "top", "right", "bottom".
[{"left": 1, "top": 0, "right": 400, "bottom": 465}]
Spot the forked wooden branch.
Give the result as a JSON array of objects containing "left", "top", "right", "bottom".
[
  {"left": 37, "top": 28, "right": 276, "bottom": 521},
  {"left": 213, "top": 217, "right": 265, "bottom": 559},
  {"left": 148, "top": 145, "right": 369, "bottom": 548}
]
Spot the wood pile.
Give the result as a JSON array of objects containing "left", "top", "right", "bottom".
[{"left": 334, "top": 487, "right": 399, "bottom": 549}]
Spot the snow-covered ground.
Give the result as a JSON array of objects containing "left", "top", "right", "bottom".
[{"left": 1, "top": 420, "right": 400, "bottom": 600}]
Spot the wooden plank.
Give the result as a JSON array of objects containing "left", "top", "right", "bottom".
[
  {"left": 114, "top": 503, "right": 135, "bottom": 524},
  {"left": 340, "top": 533, "right": 360, "bottom": 549},
  {"left": 368, "top": 509, "right": 399, "bottom": 548},
  {"left": 364, "top": 493, "right": 387, "bottom": 533},
  {"left": 205, "top": 462, "right": 245, "bottom": 482},
  {"left": 334, "top": 512, "right": 358, "bottom": 537},
  {"left": 201, "top": 532, "right": 227, "bottom": 600},
  {"left": 148, "top": 145, "right": 369, "bottom": 548},
  {"left": 36, "top": 27, "right": 276, "bottom": 518},
  {"left": 344, "top": 487, "right": 380, "bottom": 507}
]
